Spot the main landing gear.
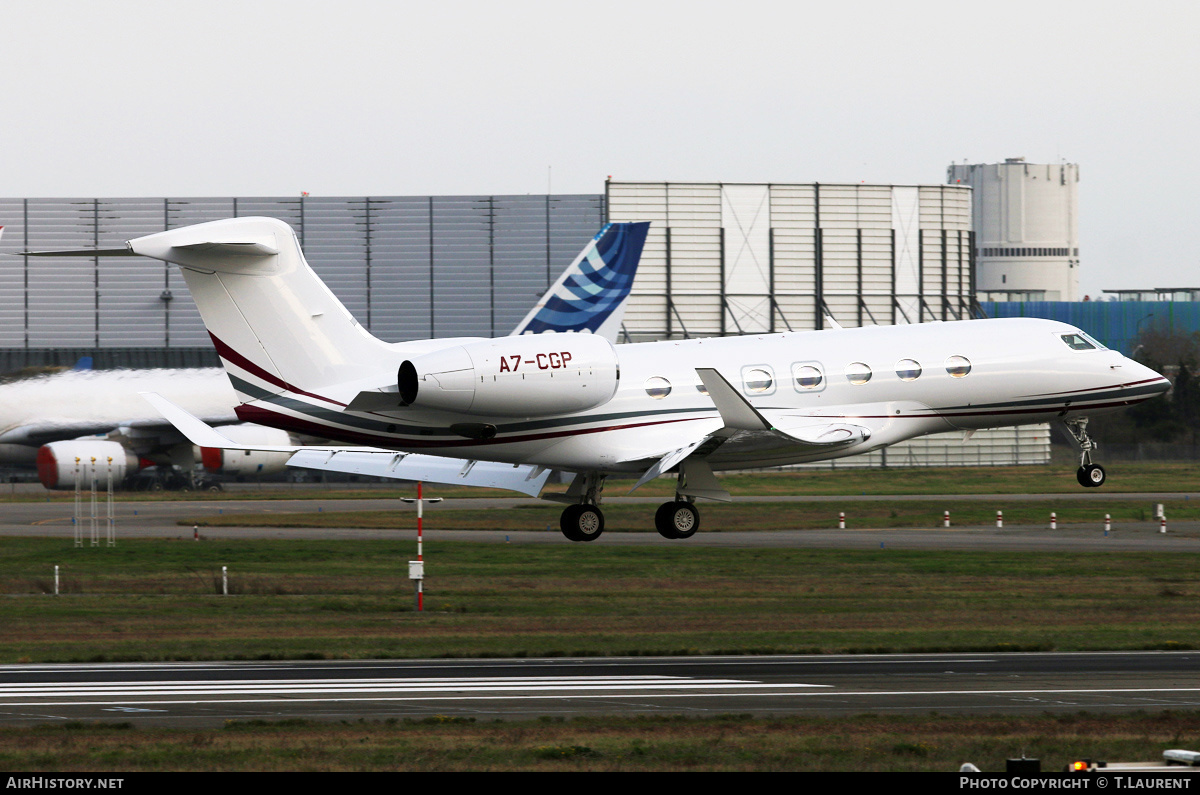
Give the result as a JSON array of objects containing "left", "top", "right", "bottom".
[
  {"left": 1063, "top": 418, "right": 1106, "bottom": 488},
  {"left": 655, "top": 499, "right": 699, "bottom": 539},
  {"left": 555, "top": 471, "right": 706, "bottom": 542},
  {"left": 558, "top": 472, "right": 607, "bottom": 542}
]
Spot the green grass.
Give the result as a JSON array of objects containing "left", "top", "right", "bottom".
[
  {"left": 0, "top": 712, "right": 1196, "bottom": 771},
  {"left": 3, "top": 538, "right": 1200, "bottom": 662}
]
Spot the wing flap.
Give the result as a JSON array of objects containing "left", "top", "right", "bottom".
[{"left": 286, "top": 449, "right": 551, "bottom": 497}]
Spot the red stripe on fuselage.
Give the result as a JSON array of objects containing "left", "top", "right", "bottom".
[
  {"left": 209, "top": 332, "right": 348, "bottom": 408},
  {"left": 234, "top": 403, "right": 706, "bottom": 450}
]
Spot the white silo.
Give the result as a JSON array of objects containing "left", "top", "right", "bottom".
[{"left": 948, "top": 158, "right": 1080, "bottom": 301}]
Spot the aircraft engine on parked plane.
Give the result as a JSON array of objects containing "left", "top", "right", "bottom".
[
  {"left": 396, "top": 334, "right": 620, "bottom": 417},
  {"left": 200, "top": 425, "right": 292, "bottom": 476},
  {"left": 35, "top": 440, "right": 139, "bottom": 490}
]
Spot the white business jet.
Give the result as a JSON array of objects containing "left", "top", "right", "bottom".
[{"left": 112, "top": 217, "right": 1166, "bottom": 542}]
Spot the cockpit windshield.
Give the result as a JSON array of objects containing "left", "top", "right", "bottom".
[{"left": 1060, "top": 331, "right": 1108, "bottom": 351}]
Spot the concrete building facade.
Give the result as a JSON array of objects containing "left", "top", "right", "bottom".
[{"left": 948, "top": 158, "right": 1080, "bottom": 301}]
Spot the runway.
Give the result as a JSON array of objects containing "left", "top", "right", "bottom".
[{"left": 1, "top": 651, "right": 1197, "bottom": 728}]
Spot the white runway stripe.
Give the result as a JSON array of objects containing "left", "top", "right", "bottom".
[{"left": 0, "top": 675, "right": 832, "bottom": 699}]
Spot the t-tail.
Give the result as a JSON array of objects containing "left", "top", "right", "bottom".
[
  {"left": 510, "top": 221, "right": 650, "bottom": 341},
  {"left": 125, "top": 217, "right": 400, "bottom": 406}
]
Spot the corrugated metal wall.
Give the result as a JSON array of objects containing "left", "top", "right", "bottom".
[
  {"left": 606, "top": 181, "right": 976, "bottom": 341},
  {"left": 0, "top": 195, "right": 605, "bottom": 367}
]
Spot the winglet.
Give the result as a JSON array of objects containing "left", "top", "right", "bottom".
[
  {"left": 140, "top": 392, "right": 251, "bottom": 449},
  {"left": 695, "top": 368, "right": 771, "bottom": 431}
]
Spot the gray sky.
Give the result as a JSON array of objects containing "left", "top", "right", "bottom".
[{"left": 2, "top": 0, "right": 1196, "bottom": 298}]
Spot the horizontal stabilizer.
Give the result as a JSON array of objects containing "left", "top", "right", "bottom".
[
  {"left": 22, "top": 248, "right": 133, "bottom": 257},
  {"left": 287, "top": 449, "right": 551, "bottom": 497},
  {"left": 170, "top": 241, "right": 279, "bottom": 256}
]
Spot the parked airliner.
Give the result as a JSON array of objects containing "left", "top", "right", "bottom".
[{"left": 98, "top": 217, "right": 1166, "bottom": 542}]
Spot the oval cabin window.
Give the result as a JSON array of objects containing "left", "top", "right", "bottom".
[
  {"left": 895, "top": 359, "right": 922, "bottom": 381},
  {"left": 793, "top": 365, "right": 823, "bottom": 389},
  {"left": 945, "top": 355, "right": 971, "bottom": 378},
  {"left": 845, "top": 363, "right": 872, "bottom": 385},
  {"left": 744, "top": 369, "right": 774, "bottom": 393},
  {"left": 644, "top": 377, "right": 672, "bottom": 399}
]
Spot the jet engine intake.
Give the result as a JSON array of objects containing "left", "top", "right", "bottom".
[
  {"left": 36, "top": 441, "right": 136, "bottom": 490},
  {"left": 397, "top": 334, "right": 620, "bottom": 417}
]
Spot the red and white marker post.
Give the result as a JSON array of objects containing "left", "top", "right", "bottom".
[{"left": 402, "top": 482, "right": 442, "bottom": 612}]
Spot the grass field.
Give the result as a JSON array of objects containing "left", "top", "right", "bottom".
[
  {"left": 2, "top": 712, "right": 1196, "bottom": 772},
  {"left": 3, "top": 538, "right": 1200, "bottom": 662}
]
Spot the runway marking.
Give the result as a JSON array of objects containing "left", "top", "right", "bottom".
[
  {"left": 0, "top": 675, "right": 830, "bottom": 703},
  {"left": 2, "top": 680, "right": 1200, "bottom": 709}
]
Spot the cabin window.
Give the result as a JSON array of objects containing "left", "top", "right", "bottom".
[
  {"left": 945, "top": 355, "right": 972, "bottom": 377},
  {"left": 895, "top": 359, "right": 922, "bottom": 381},
  {"left": 644, "top": 377, "right": 672, "bottom": 399},
  {"left": 792, "top": 364, "right": 824, "bottom": 390},
  {"left": 845, "top": 362, "right": 872, "bottom": 385},
  {"left": 1060, "top": 333, "right": 1096, "bottom": 351},
  {"left": 743, "top": 368, "right": 774, "bottom": 394}
]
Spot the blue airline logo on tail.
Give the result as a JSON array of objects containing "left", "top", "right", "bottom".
[{"left": 514, "top": 222, "right": 650, "bottom": 338}]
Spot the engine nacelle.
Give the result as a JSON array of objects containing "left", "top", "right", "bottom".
[
  {"left": 36, "top": 441, "right": 136, "bottom": 490},
  {"left": 397, "top": 334, "right": 620, "bottom": 417},
  {"left": 201, "top": 425, "right": 293, "bottom": 476}
]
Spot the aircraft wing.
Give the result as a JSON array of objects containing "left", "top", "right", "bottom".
[
  {"left": 623, "top": 369, "right": 873, "bottom": 495},
  {"left": 141, "top": 392, "right": 552, "bottom": 497}
]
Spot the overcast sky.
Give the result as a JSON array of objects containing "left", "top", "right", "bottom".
[{"left": 2, "top": 0, "right": 1196, "bottom": 298}]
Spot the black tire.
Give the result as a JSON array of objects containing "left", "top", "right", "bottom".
[
  {"left": 1083, "top": 463, "right": 1106, "bottom": 488},
  {"left": 560, "top": 504, "right": 604, "bottom": 542},
  {"left": 655, "top": 501, "right": 699, "bottom": 540}
]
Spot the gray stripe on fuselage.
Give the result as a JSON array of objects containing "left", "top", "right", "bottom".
[{"left": 229, "top": 374, "right": 715, "bottom": 439}]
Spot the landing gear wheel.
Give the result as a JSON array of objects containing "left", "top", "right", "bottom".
[
  {"left": 655, "top": 501, "right": 700, "bottom": 540},
  {"left": 1078, "top": 463, "right": 1106, "bottom": 488},
  {"left": 560, "top": 504, "right": 604, "bottom": 542}
]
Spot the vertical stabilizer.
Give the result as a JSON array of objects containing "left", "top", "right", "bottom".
[
  {"left": 511, "top": 221, "right": 649, "bottom": 341},
  {"left": 128, "top": 217, "right": 397, "bottom": 403}
]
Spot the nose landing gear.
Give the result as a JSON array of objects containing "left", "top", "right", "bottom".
[{"left": 1063, "top": 418, "right": 1106, "bottom": 488}]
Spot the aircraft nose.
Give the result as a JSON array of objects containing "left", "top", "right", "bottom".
[{"left": 1124, "top": 357, "right": 1171, "bottom": 396}]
